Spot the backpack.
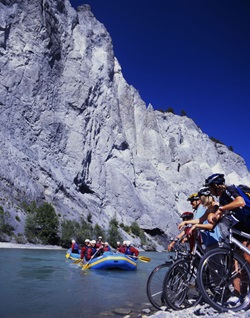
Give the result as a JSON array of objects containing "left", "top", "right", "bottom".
[
  {"left": 238, "top": 184, "right": 250, "bottom": 197},
  {"left": 232, "top": 185, "right": 250, "bottom": 224}
]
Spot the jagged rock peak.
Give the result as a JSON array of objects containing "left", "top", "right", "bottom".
[{"left": 0, "top": 0, "right": 249, "bottom": 243}]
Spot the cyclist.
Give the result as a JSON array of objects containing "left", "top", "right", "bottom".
[
  {"left": 168, "top": 192, "right": 205, "bottom": 252},
  {"left": 187, "top": 192, "right": 206, "bottom": 218},
  {"left": 167, "top": 211, "right": 194, "bottom": 251},
  {"left": 205, "top": 173, "right": 250, "bottom": 259},
  {"left": 178, "top": 187, "right": 221, "bottom": 251},
  {"left": 205, "top": 173, "right": 250, "bottom": 305}
]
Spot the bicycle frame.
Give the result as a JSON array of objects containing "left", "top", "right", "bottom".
[
  {"left": 231, "top": 229, "right": 250, "bottom": 255},
  {"left": 220, "top": 213, "right": 250, "bottom": 257}
]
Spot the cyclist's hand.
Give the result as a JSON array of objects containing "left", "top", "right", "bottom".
[
  {"left": 207, "top": 213, "right": 215, "bottom": 224},
  {"left": 178, "top": 221, "right": 185, "bottom": 230},
  {"left": 187, "top": 225, "right": 196, "bottom": 236},
  {"left": 207, "top": 212, "right": 221, "bottom": 224},
  {"left": 167, "top": 242, "right": 174, "bottom": 251}
]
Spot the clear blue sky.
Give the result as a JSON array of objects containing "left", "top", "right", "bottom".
[{"left": 70, "top": 0, "right": 250, "bottom": 170}]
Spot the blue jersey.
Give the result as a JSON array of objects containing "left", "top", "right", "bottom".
[{"left": 195, "top": 204, "right": 221, "bottom": 247}]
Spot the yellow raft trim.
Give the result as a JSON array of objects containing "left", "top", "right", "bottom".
[{"left": 87, "top": 255, "right": 137, "bottom": 268}]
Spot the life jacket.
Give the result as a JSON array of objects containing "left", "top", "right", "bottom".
[
  {"left": 91, "top": 246, "right": 97, "bottom": 255},
  {"left": 86, "top": 246, "right": 96, "bottom": 261},
  {"left": 80, "top": 246, "right": 87, "bottom": 259},
  {"left": 72, "top": 243, "right": 79, "bottom": 253},
  {"left": 125, "top": 247, "right": 133, "bottom": 256},
  {"left": 118, "top": 246, "right": 126, "bottom": 253}
]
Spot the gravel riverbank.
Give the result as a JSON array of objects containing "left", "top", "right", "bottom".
[{"left": 144, "top": 303, "right": 250, "bottom": 318}]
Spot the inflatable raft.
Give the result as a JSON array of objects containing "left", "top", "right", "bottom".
[{"left": 83, "top": 251, "right": 137, "bottom": 270}]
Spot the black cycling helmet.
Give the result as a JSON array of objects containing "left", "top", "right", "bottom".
[
  {"left": 181, "top": 212, "right": 194, "bottom": 220},
  {"left": 205, "top": 173, "right": 225, "bottom": 186},
  {"left": 198, "top": 187, "right": 211, "bottom": 197},
  {"left": 187, "top": 193, "right": 199, "bottom": 201}
]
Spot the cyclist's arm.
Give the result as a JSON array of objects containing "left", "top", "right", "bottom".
[
  {"left": 178, "top": 216, "right": 207, "bottom": 229},
  {"left": 190, "top": 222, "right": 215, "bottom": 231},
  {"left": 219, "top": 196, "right": 245, "bottom": 213},
  {"left": 212, "top": 196, "right": 245, "bottom": 222},
  {"left": 178, "top": 219, "right": 198, "bottom": 229},
  {"left": 167, "top": 230, "right": 185, "bottom": 251},
  {"left": 178, "top": 209, "right": 214, "bottom": 230}
]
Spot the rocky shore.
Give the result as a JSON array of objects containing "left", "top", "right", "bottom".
[{"left": 144, "top": 303, "right": 250, "bottom": 318}]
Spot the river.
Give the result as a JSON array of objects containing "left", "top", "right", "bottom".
[{"left": 0, "top": 248, "right": 170, "bottom": 318}]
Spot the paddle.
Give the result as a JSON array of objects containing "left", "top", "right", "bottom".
[
  {"left": 116, "top": 252, "right": 151, "bottom": 263},
  {"left": 114, "top": 245, "right": 151, "bottom": 263},
  {"left": 73, "top": 258, "right": 83, "bottom": 264},
  {"left": 82, "top": 248, "right": 101, "bottom": 270},
  {"left": 65, "top": 253, "right": 70, "bottom": 259},
  {"left": 138, "top": 255, "right": 151, "bottom": 263}
]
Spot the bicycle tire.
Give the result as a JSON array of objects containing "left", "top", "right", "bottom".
[
  {"left": 146, "top": 262, "right": 173, "bottom": 310},
  {"left": 163, "top": 257, "right": 202, "bottom": 310},
  {"left": 197, "top": 247, "right": 250, "bottom": 312}
]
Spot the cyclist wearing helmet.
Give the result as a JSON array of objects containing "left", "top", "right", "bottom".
[
  {"left": 169, "top": 192, "right": 206, "bottom": 251},
  {"left": 206, "top": 173, "right": 250, "bottom": 255},
  {"left": 205, "top": 173, "right": 250, "bottom": 305},
  {"left": 179, "top": 187, "right": 221, "bottom": 251},
  {"left": 205, "top": 173, "right": 246, "bottom": 225},
  {"left": 187, "top": 191, "right": 208, "bottom": 219},
  {"left": 167, "top": 212, "right": 194, "bottom": 251}
]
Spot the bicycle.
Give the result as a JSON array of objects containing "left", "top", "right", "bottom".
[
  {"left": 197, "top": 211, "right": 250, "bottom": 312},
  {"left": 146, "top": 241, "right": 189, "bottom": 310},
  {"left": 162, "top": 229, "right": 204, "bottom": 310}
]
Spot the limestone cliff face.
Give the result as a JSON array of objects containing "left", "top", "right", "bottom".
[{"left": 0, "top": 0, "right": 249, "bottom": 239}]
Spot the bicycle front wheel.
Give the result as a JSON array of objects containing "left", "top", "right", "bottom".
[
  {"left": 163, "top": 257, "right": 202, "bottom": 310},
  {"left": 197, "top": 248, "right": 250, "bottom": 312},
  {"left": 146, "top": 262, "right": 172, "bottom": 310}
]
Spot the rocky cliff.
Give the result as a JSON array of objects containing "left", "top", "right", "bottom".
[{"left": 0, "top": 0, "right": 249, "bottom": 242}]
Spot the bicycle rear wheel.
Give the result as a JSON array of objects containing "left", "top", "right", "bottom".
[
  {"left": 146, "top": 262, "right": 172, "bottom": 310},
  {"left": 197, "top": 248, "right": 250, "bottom": 312},
  {"left": 163, "top": 257, "right": 202, "bottom": 310}
]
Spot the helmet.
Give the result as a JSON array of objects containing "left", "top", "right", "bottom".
[
  {"left": 187, "top": 193, "right": 199, "bottom": 201},
  {"left": 117, "top": 242, "right": 120, "bottom": 245},
  {"left": 104, "top": 242, "right": 109, "bottom": 245},
  {"left": 205, "top": 173, "right": 225, "bottom": 186},
  {"left": 125, "top": 241, "right": 131, "bottom": 246},
  {"left": 180, "top": 212, "right": 193, "bottom": 220},
  {"left": 71, "top": 239, "right": 75, "bottom": 243},
  {"left": 90, "top": 240, "right": 96, "bottom": 244},
  {"left": 85, "top": 239, "right": 90, "bottom": 243},
  {"left": 98, "top": 236, "right": 102, "bottom": 239},
  {"left": 198, "top": 187, "right": 211, "bottom": 197}
]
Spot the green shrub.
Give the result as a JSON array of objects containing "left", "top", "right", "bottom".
[
  {"left": 130, "top": 221, "right": 140, "bottom": 236},
  {"left": 0, "top": 206, "right": 15, "bottom": 239},
  {"left": 107, "top": 216, "right": 122, "bottom": 248},
  {"left": 24, "top": 202, "right": 59, "bottom": 245},
  {"left": 60, "top": 218, "right": 94, "bottom": 247}
]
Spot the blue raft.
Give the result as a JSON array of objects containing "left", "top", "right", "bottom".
[
  {"left": 66, "top": 248, "right": 81, "bottom": 260},
  {"left": 85, "top": 251, "right": 137, "bottom": 270}
]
